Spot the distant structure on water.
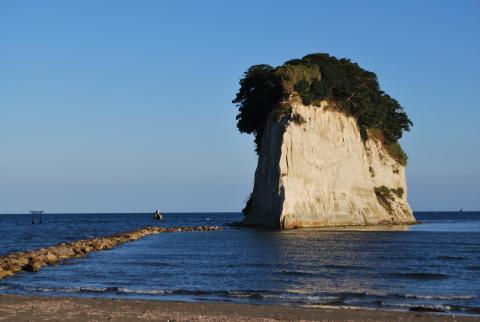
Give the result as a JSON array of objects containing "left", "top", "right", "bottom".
[
  {"left": 30, "top": 210, "right": 44, "bottom": 224},
  {"left": 153, "top": 210, "right": 163, "bottom": 220}
]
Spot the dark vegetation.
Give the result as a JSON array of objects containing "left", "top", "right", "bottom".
[
  {"left": 232, "top": 53, "right": 412, "bottom": 164},
  {"left": 386, "top": 142, "right": 408, "bottom": 166},
  {"left": 374, "top": 185, "right": 395, "bottom": 210},
  {"left": 374, "top": 185, "right": 404, "bottom": 210},
  {"left": 391, "top": 187, "right": 404, "bottom": 198},
  {"left": 290, "top": 112, "right": 306, "bottom": 125},
  {"left": 374, "top": 185, "right": 394, "bottom": 200}
]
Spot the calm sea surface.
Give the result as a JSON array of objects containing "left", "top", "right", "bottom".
[{"left": 0, "top": 212, "right": 479, "bottom": 315}]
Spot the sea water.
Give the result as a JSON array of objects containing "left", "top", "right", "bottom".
[{"left": 0, "top": 212, "right": 479, "bottom": 315}]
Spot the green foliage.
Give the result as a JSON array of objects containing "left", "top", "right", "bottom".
[
  {"left": 271, "top": 102, "right": 292, "bottom": 122},
  {"left": 294, "top": 80, "right": 313, "bottom": 105},
  {"left": 374, "top": 185, "right": 394, "bottom": 201},
  {"left": 391, "top": 187, "right": 404, "bottom": 198},
  {"left": 386, "top": 142, "right": 408, "bottom": 166},
  {"left": 232, "top": 64, "right": 283, "bottom": 152},
  {"left": 311, "top": 79, "right": 331, "bottom": 98},
  {"left": 232, "top": 53, "right": 413, "bottom": 157},
  {"left": 293, "top": 79, "right": 310, "bottom": 93},
  {"left": 275, "top": 63, "right": 320, "bottom": 93},
  {"left": 369, "top": 166, "right": 375, "bottom": 177},
  {"left": 374, "top": 185, "right": 394, "bottom": 210},
  {"left": 374, "top": 185, "right": 404, "bottom": 210}
]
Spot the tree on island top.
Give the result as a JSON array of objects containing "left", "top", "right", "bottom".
[{"left": 232, "top": 53, "right": 412, "bottom": 165}]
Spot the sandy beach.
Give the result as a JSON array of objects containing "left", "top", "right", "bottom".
[{"left": 0, "top": 294, "right": 477, "bottom": 322}]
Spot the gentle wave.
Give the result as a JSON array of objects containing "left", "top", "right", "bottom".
[
  {"left": 18, "top": 286, "right": 268, "bottom": 299},
  {"left": 436, "top": 255, "right": 466, "bottom": 260},
  {"left": 323, "top": 264, "right": 369, "bottom": 270},
  {"left": 394, "top": 303, "right": 480, "bottom": 315},
  {"left": 448, "top": 305, "right": 480, "bottom": 314},
  {"left": 388, "top": 272, "right": 449, "bottom": 280},
  {"left": 402, "top": 294, "right": 476, "bottom": 300},
  {"left": 14, "top": 285, "right": 474, "bottom": 301},
  {"left": 4, "top": 285, "right": 479, "bottom": 314},
  {"left": 4, "top": 285, "right": 340, "bottom": 302},
  {"left": 408, "top": 305, "right": 451, "bottom": 313},
  {"left": 279, "top": 270, "right": 317, "bottom": 276}
]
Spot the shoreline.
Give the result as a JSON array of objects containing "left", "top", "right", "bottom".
[{"left": 0, "top": 294, "right": 478, "bottom": 321}]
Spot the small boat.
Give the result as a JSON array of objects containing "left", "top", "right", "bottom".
[{"left": 153, "top": 210, "right": 163, "bottom": 220}]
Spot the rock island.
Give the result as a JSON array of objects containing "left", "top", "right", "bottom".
[{"left": 233, "top": 53, "right": 416, "bottom": 228}]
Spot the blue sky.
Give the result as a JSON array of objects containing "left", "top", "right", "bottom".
[{"left": 1, "top": 1, "right": 479, "bottom": 213}]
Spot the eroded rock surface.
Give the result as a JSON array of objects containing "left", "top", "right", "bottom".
[{"left": 243, "top": 100, "right": 416, "bottom": 228}]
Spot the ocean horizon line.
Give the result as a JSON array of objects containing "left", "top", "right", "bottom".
[{"left": 0, "top": 210, "right": 478, "bottom": 216}]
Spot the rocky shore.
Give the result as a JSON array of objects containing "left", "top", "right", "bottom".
[{"left": 0, "top": 225, "right": 222, "bottom": 279}]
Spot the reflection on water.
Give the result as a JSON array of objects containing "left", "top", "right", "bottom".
[
  {"left": 0, "top": 211, "right": 479, "bottom": 315},
  {"left": 299, "top": 225, "right": 412, "bottom": 231}
]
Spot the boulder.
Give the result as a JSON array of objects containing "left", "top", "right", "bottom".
[
  {"left": 0, "top": 267, "right": 13, "bottom": 278},
  {"left": 24, "top": 258, "right": 43, "bottom": 272}
]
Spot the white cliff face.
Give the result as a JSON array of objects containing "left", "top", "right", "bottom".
[{"left": 243, "top": 100, "right": 416, "bottom": 228}]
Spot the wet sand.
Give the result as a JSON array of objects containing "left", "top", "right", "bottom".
[{"left": 0, "top": 294, "right": 477, "bottom": 321}]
